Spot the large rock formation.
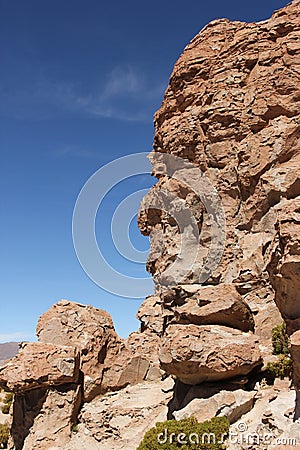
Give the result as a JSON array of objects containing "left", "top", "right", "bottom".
[
  {"left": 0, "top": 1, "right": 299, "bottom": 449},
  {"left": 139, "top": 0, "right": 300, "bottom": 396}
]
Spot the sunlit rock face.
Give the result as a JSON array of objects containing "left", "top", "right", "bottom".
[
  {"left": 138, "top": 0, "right": 300, "bottom": 384},
  {"left": 0, "top": 300, "right": 162, "bottom": 450}
]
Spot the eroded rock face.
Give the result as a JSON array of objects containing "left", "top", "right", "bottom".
[
  {"left": 0, "top": 300, "right": 161, "bottom": 449},
  {"left": 0, "top": 342, "right": 80, "bottom": 393},
  {"left": 10, "top": 385, "right": 81, "bottom": 450},
  {"left": 159, "top": 324, "right": 261, "bottom": 384},
  {"left": 162, "top": 284, "right": 254, "bottom": 332},
  {"left": 35, "top": 300, "right": 161, "bottom": 401},
  {"left": 266, "top": 200, "right": 300, "bottom": 332},
  {"left": 137, "top": 295, "right": 164, "bottom": 334},
  {"left": 69, "top": 378, "right": 174, "bottom": 450},
  {"left": 138, "top": 0, "right": 300, "bottom": 385},
  {"left": 173, "top": 389, "right": 256, "bottom": 423}
]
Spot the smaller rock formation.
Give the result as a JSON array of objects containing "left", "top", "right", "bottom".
[
  {"left": 0, "top": 299, "right": 161, "bottom": 450},
  {"left": 173, "top": 389, "right": 255, "bottom": 424},
  {"left": 0, "top": 342, "right": 79, "bottom": 393},
  {"left": 69, "top": 377, "right": 174, "bottom": 450},
  {"left": 36, "top": 300, "right": 161, "bottom": 401}
]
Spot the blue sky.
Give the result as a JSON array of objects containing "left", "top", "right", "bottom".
[{"left": 0, "top": 0, "right": 289, "bottom": 342}]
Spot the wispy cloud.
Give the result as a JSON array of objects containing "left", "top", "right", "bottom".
[
  {"left": 0, "top": 332, "right": 34, "bottom": 343},
  {"left": 51, "top": 145, "right": 101, "bottom": 159},
  {"left": 102, "top": 66, "right": 142, "bottom": 97},
  {"left": 72, "top": 65, "right": 165, "bottom": 121},
  {"left": 0, "top": 65, "right": 166, "bottom": 122}
]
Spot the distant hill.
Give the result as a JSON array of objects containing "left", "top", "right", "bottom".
[{"left": 0, "top": 342, "right": 19, "bottom": 366}]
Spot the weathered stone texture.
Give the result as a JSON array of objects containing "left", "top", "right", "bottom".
[{"left": 138, "top": 0, "right": 300, "bottom": 383}]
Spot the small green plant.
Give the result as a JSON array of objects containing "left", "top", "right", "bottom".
[
  {"left": 266, "top": 354, "right": 292, "bottom": 379},
  {"left": 0, "top": 423, "right": 9, "bottom": 448},
  {"left": 136, "top": 416, "right": 229, "bottom": 450},
  {"left": 1, "top": 404, "right": 10, "bottom": 415},
  {"left": 71, "top": 424, "right": 79, "bottom": 433},
  {"left": 266, "top": 322, "right": 292, "bottom": 381},
  {"left": 271, "top": 322, "right": 289, "bottom": 355},
  {"left": 1, "top": 392, "right": 13, "bottom": 415}
]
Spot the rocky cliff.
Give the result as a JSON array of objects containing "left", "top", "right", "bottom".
[
  {"left": 139, "top": 0, "right": 300, "bottom": 409},
  {"left": 0, "top": 1, "right": 299, "bottom": 449}
]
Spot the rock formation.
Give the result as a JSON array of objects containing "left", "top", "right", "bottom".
[
  {"left": 0, "top": 1, "right": 299, "bottom": 449},
  {"left": 0, "top": 300, "right": 161, "bottom": 449},
  {"left": 139, "top": 0, "right": 300, "bottom": 407}
]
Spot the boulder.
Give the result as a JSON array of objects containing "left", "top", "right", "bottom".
[
  {"left": 137, "top": 295, "right": 164, "bottom": 334},
  {"left": 36, "top": 300, "right": 117, "bottom": 400},
  {"left": 163, "top": 284, "right": 254, "bottom": 332},
  {"left": 159, "top": 324, "right": 262, "bottom": 384},
  {"left": 0, "top": 342, "right": 79, "bottom": 393},
  {"left": 173, "top": 389, "right": 256, "bottom": 424}
]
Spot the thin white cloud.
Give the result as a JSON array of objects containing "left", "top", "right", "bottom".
[
  {"left": 102, "top": 66, "right": 142, "bottom": 97},
  {"left": 0, "top": 65, "right": 166, "bottom": 122},
  {"left": 74, "top": 65, "right": 165, "bottom": 121},
  {"left": 0, "top": 332, "right": 34, "bottom": 343},
  {"left": 51, "top": 145, "right": 101, "bottom": 159}
]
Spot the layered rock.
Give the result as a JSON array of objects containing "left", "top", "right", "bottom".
[
  {"left": 0, "top": 342, "right": 79, "bottom": 393},
  {"left": 138, "top": 0, "right": 300, "bottom": 391},
  {"left": 160, "top": 324, "right": 261, "bottom": 384},
  {"left": 69, "top": 377, "right": 174, "bottom": 450},
  {"left": 0, "top": 300, "right": 161, "bottom": 449},
  {"left": 36, "top": 300, "right": 161, "bottom": 401},
  {"left": 161, "top": 283, "right": 254, "bottom": 332}
]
